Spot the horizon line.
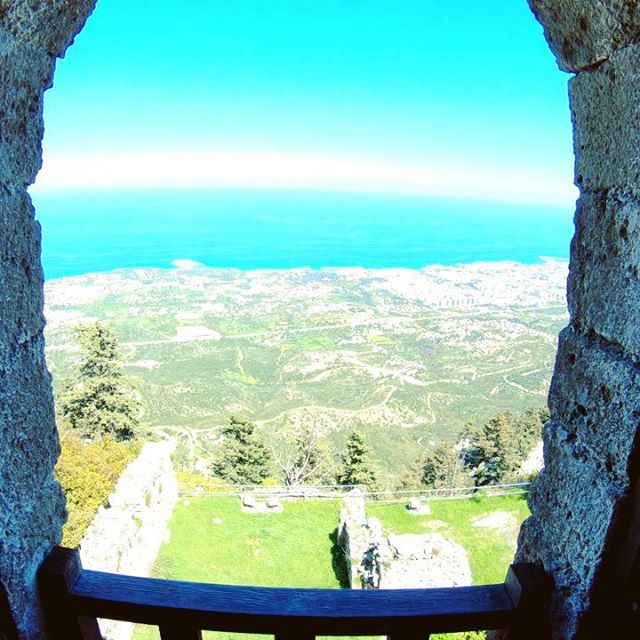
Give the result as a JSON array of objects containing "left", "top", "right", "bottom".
[{"left": 32, "top": 149, "right": 578, "bottom": 209}]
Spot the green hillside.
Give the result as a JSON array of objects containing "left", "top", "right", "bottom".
[{"left": 44, "top": 264, "right": 566, "bottom": 483}]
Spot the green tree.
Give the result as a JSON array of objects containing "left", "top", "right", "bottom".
[
  {"left": 466, "top": 412, "right": 521, "bottom": 486},
  {"left": 59, "top": 322, "right": 141, "bottom": 441},
  {"left": 398, "top": 454, "right": 427, "bottom": 490},
  {"left": 515, "top": 406, "right": 548, "bottom": 458},
  {"left": 211, "top": 416, "right": 273, "bottom": 484},
  {"left": 337, "top": 430, "right": 379, "bottom": 489},
  {"left": 421, "top": 440, "right": 468, "bottom": 489}
]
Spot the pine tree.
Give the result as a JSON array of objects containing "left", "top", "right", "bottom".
[
  {"left": 59, "top": 322, "right": 141, "bottom": 442},
  {"left": 337, "top": 430, "right": 379, "bottom": 489},
  {"left": 467, "top": 412, "right": 520, "bottom": 486},
  {"left": 515, "top": 407, "right": 548, "bottom": 458},
  {"left": 211, "top": 416, "right": 273, "bottom": 484}
]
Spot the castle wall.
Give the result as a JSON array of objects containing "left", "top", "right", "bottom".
[
  {"left": 79, "top": 440, "right": 178, "bottom": 640},
  {"left": 0, "top": 3, "right": 96, "bottom": 638},
  {"left": 516, "top": 3, "right": 640, "bottom": 638}
]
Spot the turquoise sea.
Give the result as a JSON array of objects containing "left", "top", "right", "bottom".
[{"left": 32, "top": 189, "right": 574, "bottom": 280}]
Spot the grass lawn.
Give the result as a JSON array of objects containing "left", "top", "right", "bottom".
[
  {"left": 133, "top": 494, "right": 529, "bottom": 640},
  {"left": 153, "top": 496, "right": 343, "bottom": 588}
]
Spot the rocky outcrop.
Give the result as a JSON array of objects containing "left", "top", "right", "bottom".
[{"left": 0, "top": 2, "right": 96, "bottom": 638}]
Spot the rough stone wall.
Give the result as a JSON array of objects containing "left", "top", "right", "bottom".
[
  {"left": 516, "top": 2, "right": 640, "bottom": 638},
  {"left": 79, "top": 440, "right": 178, "bottom": 640},
  {"left": 338, "top": 491, "right": 471, "bottom": 590},
  {"left": 0, "top": 2, "right": 96, "bottom": 638},
  {"left": 338, "top": 490, "right": 380, "bottom": 588}
]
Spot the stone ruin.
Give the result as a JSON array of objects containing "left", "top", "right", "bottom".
[
  {"left": 241, "top": 493, "right": 283, "bottom": 513},
  {"left": 78, "top": 440, "right": 178, "bottom": 640},
  {"left": 338, "top": 490, "right": 471, "bottom": 590}
]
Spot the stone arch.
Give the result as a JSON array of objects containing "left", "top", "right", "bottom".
[{"left": 1, "top": 2, "right": 640, "bottom": 638}]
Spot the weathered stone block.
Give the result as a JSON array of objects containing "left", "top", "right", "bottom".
[
  {"left": 520, "top": 418, "right": 626, "bottom": 638},
  {"left": 571, "top": 43, "right": 640, "bottom": 191},
  {"left": 568, "top": 190, "right": 640, "bottom": 354},
  {"left": 0, "top": 28, "right": 54, "bottom": 187},
  {"left": 0, "top": 188, "right": 46, "bottom": 347},
  {"left": 0, "top": 186, "right": 64, "bottom": 638},
  {"left": 529, "top": 0, "right": 640, "bottom": 72},
  {"left": 548, "top": 326, "right": 640, "bottom": 483},
  {"left": 0, "top": 0, "right": 97, "bottom": 57}
]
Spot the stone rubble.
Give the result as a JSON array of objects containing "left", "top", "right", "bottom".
[{"left": 338, "top": 490, "right": 471, "bottom": 590}]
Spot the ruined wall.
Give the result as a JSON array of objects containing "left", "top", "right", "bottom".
[
  {"left": 79, "top": 440, "right": 178, "bottom": 640},
  {"left": 338, "top": 491, "right": 471, "bottom": 590},
  {"left": 0, "top": 2, "right": 96, "bottom": 638},
  {"left": 516, "top": 3, "right": 640, "bottom": 638}
]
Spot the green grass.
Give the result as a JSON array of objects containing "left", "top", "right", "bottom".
[
  {"left": 133, "top": 496, "right": 343, "bottom": 640},
  {"left": 153, "top": 496, "right": 343, "bottom": 588},
  {"left": 295, "top": 334, "right": 337, "bottom": 351},
  {"left": 365, "top": 333, "right": 394, "bottom": 345},
  {"left": 133, "top": 494, "right": 529, "bottom": 640},
  {"left": 151, "top": 494, "right": 529, "bottom": 587}
]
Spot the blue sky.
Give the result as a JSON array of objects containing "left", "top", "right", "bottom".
[{"left": 35, "top": 0, "right": 576, "bottom": 206}]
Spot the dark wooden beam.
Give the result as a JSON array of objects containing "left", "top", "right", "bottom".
[
  {"left": 0, "top": 581, "right": 19, "bottom": 640},
  {"left": 38, "top": 547, "right": 551, "bottom": 638},
  {"left": 37, "top": 547, "right": 101, "bottom": 640},
  {"left": 503, "top": 564, "right": 551, "bottom": 640}
]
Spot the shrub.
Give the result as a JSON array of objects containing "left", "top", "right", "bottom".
[{"left": 56, "top": 434, "right": 141, "bottom": 547}]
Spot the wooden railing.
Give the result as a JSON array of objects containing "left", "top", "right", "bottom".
[{"left": 38, "top": 547, "right": 550, "bottom": 640}]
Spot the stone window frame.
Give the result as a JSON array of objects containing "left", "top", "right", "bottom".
[{"left": 3, "top": 2, "right": 640, "bottom": 639}]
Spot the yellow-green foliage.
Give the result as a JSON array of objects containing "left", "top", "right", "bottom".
[
  {"left": 260, "top": 477, "right": 281, "bottom": 487},
  {"left": 56, "top": 434, "right": 141, "bottom": 547},
  {"left": 176, "top": 470, "right": 230, "bottom": 492}
]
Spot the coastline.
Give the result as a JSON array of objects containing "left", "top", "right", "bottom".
[
  {"left": 43, "top": 259, "right": 569, "bottom": 334},
  {"left": 43, "top": 256, "right": 569, "bottom": 283}
]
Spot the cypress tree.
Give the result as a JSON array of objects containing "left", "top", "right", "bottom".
[{"left": 337, "top": 429, "right": 379, "bottom": 489}]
